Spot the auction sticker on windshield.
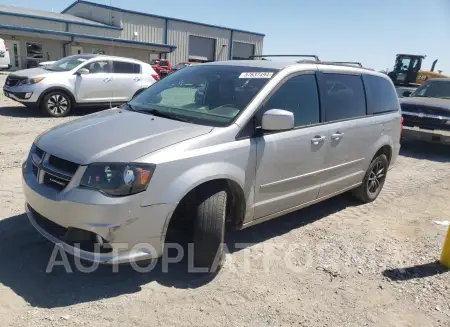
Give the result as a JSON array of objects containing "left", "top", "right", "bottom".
[{"left": 239, "top": 72, "right": 274, "bottom": 79}]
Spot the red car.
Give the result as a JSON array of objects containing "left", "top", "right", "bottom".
[
  {"left": 171, "top": 62, "right": 199, "bottom": 72},
  {"left": 150, "top": 59, "right": 172, "bottom": 77}
]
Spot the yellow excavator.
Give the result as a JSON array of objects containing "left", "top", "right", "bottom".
[{"left": 388, "top": 54, "right": 448, "bottom": 87}]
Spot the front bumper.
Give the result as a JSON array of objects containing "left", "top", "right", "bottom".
[
  {"left": 402, "top": 126, "right": 450, "bottom": 144},
  {"left": 3, "top": 84, "right": 41, "bottom": 104},
  {"left": 22, "top": 158, "right": 176, "bottom": 264}
]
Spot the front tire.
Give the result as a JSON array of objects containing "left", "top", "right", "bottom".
[
  {"left": 352, "top": 154, "right": 389, "bottom": 203},
  {"left": 41, "top": 91, "right": 72, "bottom": 117},
  {"left": 193, "top": 188, "right": 227, "bottom": 272}
]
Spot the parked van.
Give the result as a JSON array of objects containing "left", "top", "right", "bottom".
[
  {"left": 0, "top": 38, "right": 11, "bottom": 70},
  {"left": 23, "top": 58, "right": 402, "bottom": 270}
]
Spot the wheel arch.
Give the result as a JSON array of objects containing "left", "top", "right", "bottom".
[
  {"left": 368, "top": 133, "right": 395, "bottom": 166},
  {"left": 163, "top": 177, "right": 248, "bottom": 241},
  {"left": 373, "top": 143, "right": 393, "bottom": 164},
  {"left": 37, "top": 87, "right": 76, "bottom": 107}
]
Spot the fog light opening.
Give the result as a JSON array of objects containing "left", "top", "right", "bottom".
[{"left": 25, "top": 92, "right": 33, "bottom": 99}]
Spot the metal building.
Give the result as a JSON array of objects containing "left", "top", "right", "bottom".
[{"left": 0, "top": 0, "right": 264, "bottom": 70}]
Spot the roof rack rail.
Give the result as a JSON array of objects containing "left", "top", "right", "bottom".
[
  {"left": 326, "top": 61, "right": 363, "bottom": 67},
  {"left": 247, "top": 55, "right": 372, "bottom": 70},
  {"left": 249, "top": 54, "right": 320, "bottom": 61},
  {"left": 297, "top": 60, "right": 373, "bottom": 70}
]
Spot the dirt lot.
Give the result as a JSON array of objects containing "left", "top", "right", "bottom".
[{"left": 0, "top": 73, "right": 449, "bottom": 327}]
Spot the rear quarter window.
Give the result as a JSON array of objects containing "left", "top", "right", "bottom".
[
  {"left": 363, "top": 74, "right": 399, "bottom": 114},
  {"left": 113, "top": 61, "right": 141, "bottom": 74}
]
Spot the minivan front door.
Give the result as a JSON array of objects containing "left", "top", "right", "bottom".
[
  {"left": 73, "top": 60, "right": 113, "bottom": 103},
  {"left": 252, "top": 73, "right": 327, "bottom": 219},
  {"left": 254, "top": 125, "right": 329, "bottom": 219}
]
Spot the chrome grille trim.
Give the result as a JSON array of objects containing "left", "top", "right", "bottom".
[
  {"left": 402, "top": 111, "right": 450, "bottom": 120},
  {"left": 29, "top": 147, "right": 79, "bottom": 192}
]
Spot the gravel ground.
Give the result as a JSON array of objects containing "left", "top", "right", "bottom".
[{"left": 0, "top": 74, "right": 449, "bottom": 327}]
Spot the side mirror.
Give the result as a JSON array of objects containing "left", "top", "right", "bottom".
[
  {"left": 402, "top": 90, "right": 412, "bottom": 97},
  {"left": 77, "top": 68, "right": 90, "bottom": 75},
  {"left": 261, "top": 109, "right": 294, "bottom": 131}
]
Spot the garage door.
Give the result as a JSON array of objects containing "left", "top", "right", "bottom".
[
  {"left": 188, "top": 36, "right": 216, "bottom": 62},
  {"left": 233, "top": 42, "right": 254, "bottom": 60}
]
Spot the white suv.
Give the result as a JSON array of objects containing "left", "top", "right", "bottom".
[{"left": 3, "top": 54, "right": 159, "bottom": 117}]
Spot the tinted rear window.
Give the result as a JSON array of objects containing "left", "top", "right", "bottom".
[
  {"left": 363, "top": 75, "right": 399, "bottom": 114},
  {"left": 113, "top": 61, "right": 140, "bottom": 74},
  {"left": 322, "top": 74, "right": 366, "bottom": 122}
]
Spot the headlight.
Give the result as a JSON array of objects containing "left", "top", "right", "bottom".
[
  {"left": 19, "top": 77, "right": 45, "bottom": 86},
  {"left": 80, "top": 163, "right": 155, "bottom": 196}
]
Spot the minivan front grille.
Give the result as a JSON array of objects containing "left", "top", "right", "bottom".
[
  {"left": 48, "top": 155, "right": 79, "bottom": 175},
  {"left": 31, "top": 163, "right": 39, "bottom": 178},
  {"left": 28, "top": 145, "right": 79, "bottom": 192},
  {"left": 43, "top": 171, "right": 71, "bottom": 191},
  {"left": 35, "top": 146, "right": 45, "bottom": 160}
]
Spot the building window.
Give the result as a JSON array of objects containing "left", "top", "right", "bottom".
[
  {"left": 26, "top": 42, "right": 43, "bottom": 59},
  {"left": 92, "top": 48, "right": 106, "bottom": 55}
]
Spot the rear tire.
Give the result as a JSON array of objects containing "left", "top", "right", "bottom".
[
  {"left": 352, "top": 154, "right": 389, "bottom": 203},
  {"left": 193, "top": 187, "right": 227, "bottom": 272},
  {"left": 41, "top": 91, "right": 72, "bottom": 117}
]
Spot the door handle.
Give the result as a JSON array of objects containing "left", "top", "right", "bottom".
[
  {"left": 133, "top": 77, "right": 141, "bottom": 81},
  {"left": 331, "top": 132, "right": 344, "bottom": 140},
  {"left": 103, "top": 77, "right": 112, "bottom": 83},
  {"left": 311, "top": 135, "right": 326, "bottom": 145}
]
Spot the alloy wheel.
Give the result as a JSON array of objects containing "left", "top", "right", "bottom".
[
  {"left": 47, "top": 94, "right": 69, "bottom": 115},
  {"left": 367, "top": 160, "right": 386, "bottom": 194}
]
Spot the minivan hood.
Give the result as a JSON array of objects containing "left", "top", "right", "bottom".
[
  {"left": 35, "top": 108, "right": 213, "bottom": 164},
  {"left": 11, "top": 67, "right": 59, "bottom": 78}
]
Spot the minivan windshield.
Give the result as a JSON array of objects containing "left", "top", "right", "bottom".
[
  {"left": 128, "top": 65, "right": 277, "bottom": 126},
  {"left": 411, "top": 80, "right": 450, "bottom": 99},
  {"left": 45, "top": 55, "right": 97, "bottom": 72}
]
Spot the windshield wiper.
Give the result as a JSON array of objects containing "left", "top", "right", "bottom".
[
  {"left": 125, "top": 104, "right": 190, "bottom": 123},
  {"left": 147, "top": 108, "right": 191, "bottom": 122}
]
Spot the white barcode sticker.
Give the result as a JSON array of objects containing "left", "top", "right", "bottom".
[{"left": 239, "top": 72, "right": 274, "bottom": 79}]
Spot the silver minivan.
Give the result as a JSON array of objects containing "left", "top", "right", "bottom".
[{"left": 22, "top": 59, "right": 402, "bottom": 271}]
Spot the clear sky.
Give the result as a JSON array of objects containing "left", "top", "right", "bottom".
[{"left": 4, "top": 0, "right": 450, "bottom": 73}]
